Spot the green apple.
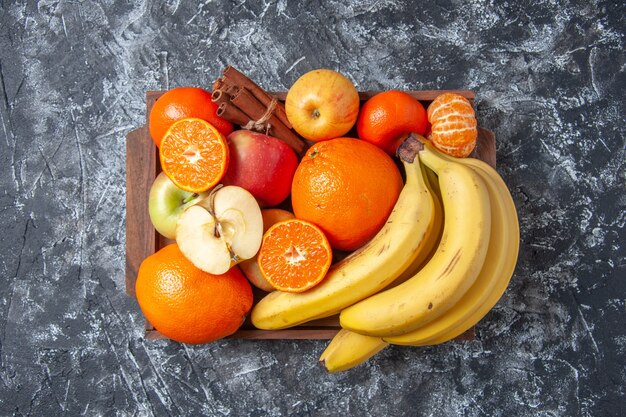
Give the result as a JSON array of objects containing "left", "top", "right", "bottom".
[{"left": 148, "top": 172, "right": 209, "bottom": 239}]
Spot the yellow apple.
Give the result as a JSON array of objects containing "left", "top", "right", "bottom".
[
  {"left": 239, "top": 209, "right": 295, "bottom": 291},
  {"left": 285, "top": 69, "right": 360, "bottom": 142}
]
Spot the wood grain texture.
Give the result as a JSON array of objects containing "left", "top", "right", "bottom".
[
  {"left": 126, "top": 90, "right": 495, "bottom": 340},
  {"left": 125, "top": 127, "right": 157, "bottom": 297},
  {"left": 474, "top": 128, "right": 497, "bottom": 169},
  {"left": 143, "top": 325, "right": 476, "bottom": 341}
]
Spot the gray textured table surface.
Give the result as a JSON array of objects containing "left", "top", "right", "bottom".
[{"left": 1, "top": 1, "right": 624, "bottom": 416}]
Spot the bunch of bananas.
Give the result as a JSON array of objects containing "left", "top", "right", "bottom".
[{"left": 251, "top": 134, "right": 519, "bottom": 373}]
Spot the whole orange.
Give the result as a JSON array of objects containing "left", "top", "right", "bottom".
[
  {"left": 149, "top": 87, "right": 234, "bottom": 147},
  {"left": 135, "top": 244, "right": 253, "bottom": 344},
  {"left": 291, "top": 137, "right": 403, "bottom": 251},
  {"left": 356, "top": 90, "right": 428, "bottom": 155}
]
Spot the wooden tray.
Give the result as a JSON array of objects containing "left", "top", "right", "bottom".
[{"left": 126, "top": 90, "right": 495, "bottom": 341}]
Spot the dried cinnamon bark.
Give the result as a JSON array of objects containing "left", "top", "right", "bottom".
[
  {"left": 221, "top": 66, "right": 292, "bottom": 129},
  {"left": 212, "top": 66, "right": 306, "bottom": 156}
]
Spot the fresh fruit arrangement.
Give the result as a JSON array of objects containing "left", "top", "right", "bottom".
[{"left": 131, "top": 66, "right": 519, "bottom": 373}]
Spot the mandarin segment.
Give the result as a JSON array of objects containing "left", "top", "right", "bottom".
[
  {"left": 159, "top": 118, "right": 229, "bottom": 192},
  {"left": 258, "top": 219, "right": 332, "bottom": 293},
  {"left": 427, "top": 93, "right": 478, "bottom": 158},
  {"left": 427, "top": 93, "right": 475, "bottom": 121}
]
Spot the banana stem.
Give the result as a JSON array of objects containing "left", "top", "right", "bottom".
[
  {"left": 410, "top": 139, "right": 447, "bottom": 174},
  {"left": 397, "top": 134, "right": 425, "bottom": 163},
  {"left": 399, "top": 133, "right": 449, "bottom": 174}
]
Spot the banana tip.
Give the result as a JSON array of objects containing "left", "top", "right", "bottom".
[{"left": 319, "top": 358, "right": 335, "bottom": 373}]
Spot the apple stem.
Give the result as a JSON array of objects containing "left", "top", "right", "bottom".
[
  {"left": 182, "top": 193, "right": 199, "bottom": 205},
  {"left": 206, "top": 184, "right": 224, "bottom": 216},
  {"left": 202, "top": 184, "right": 225, "bottom": 238}
]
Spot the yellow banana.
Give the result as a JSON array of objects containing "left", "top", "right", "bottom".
[
  {"left": 385, "top": 144, "right": 518, "bottom": 345},
  {"left": 319, "top": 164, "right": 446, "bottom": 372},
  {"left": 320, "top": 329, "right": 389, "bottom": 373},
  {"left": 339, "top": 137, "right": 491, "bottom": 337},
  {"left": 414, "top": 152, "right": 519, "bottom": 345},
  {"left": 392, "top": 163, "right": 444, "bottom": 284},
  {"left": 251, "top": 143, "right": 435, "bottom": 329},
  {"left": 423, "top": 163, "right": 441, "bottom": 196}
]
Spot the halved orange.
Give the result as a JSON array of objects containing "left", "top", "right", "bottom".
[
  {"left": 258, "top": 219, "right": 332, "bottom": 293},
  {"left": 159, "top": 118, "right": 229, "bottom": 192}
]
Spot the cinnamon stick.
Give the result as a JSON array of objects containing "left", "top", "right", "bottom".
[
  {"left": 216, "top": 102, "right": 249, "bottom": 126},
  {"left": 212, "top": 78, "right": 223, "bottom": 92},
  {"left": 211, "top": 66, "right": 308, "bottom": 155},
  {"left": 214, "top": 88, "right": 256, "bottom": 128},
  {"left": 222, "top": 65, "right": 292, "bottom": 129},
  {"left": 212, "top": 89, "right": 225, "bottom": 104},
  {"left": 211, "top": 88, "right": 231, "bottom": 107},
  {"left": 213, "top": 79, "right": 239, "bottom": 98},
  {"left": 230, "top": 87, "right": 305, "bottom": 155}
]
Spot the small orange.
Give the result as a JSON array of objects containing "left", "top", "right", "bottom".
[
  {"left": 427, "top": 93, "right": 478, "bottom": 157},
  {"left": 291, "top": 137, "right": 403, "bottom": 251},
  {"left": 149, "top": 87, "right": 233, "bottom": 147},
  {"left": 258, "top": 219, "right": 332, "bottom": 293},
  {"left": 159, "top": 118, "right": 229, "bottom": 193},
  {"left": 356, "top": 90, "right": 428, "bottom": 155},
  {"left": 135, "top": 244, "right": 253, "bottom": 344}
]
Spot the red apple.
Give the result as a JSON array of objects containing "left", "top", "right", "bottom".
[{"left": 221, "top": 130, "right": 299, "bottom": 207}]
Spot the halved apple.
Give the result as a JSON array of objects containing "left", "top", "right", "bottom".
[{"left": 176, "top": 185, "right": 263, "bottom": 274}]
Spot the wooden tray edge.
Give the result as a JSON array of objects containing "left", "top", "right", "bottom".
[
  {"left": 143, "top": 327, "right": 476, "bottom": 342},
  {"left": 125, "top": 126, "right": 158, "bottom": 297},
  {"left": 126, "top": 90, "right": 494, "bottom": 341}
]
